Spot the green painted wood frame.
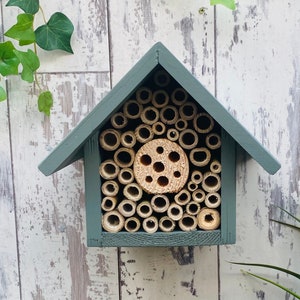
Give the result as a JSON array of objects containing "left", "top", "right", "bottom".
[{"left": 84, "top": 129, "right": 236, "bottom": 247}]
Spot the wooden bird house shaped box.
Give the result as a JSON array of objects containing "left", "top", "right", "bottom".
[{"left": 39, "top": 43, "right": 280, "bottom": 247}]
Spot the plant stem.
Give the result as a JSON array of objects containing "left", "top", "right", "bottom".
[{"left": 39, "top": 5, "right": 47, "bottom": 24}]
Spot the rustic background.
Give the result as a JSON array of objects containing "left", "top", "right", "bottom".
[{"left": 1, "top": 0, "right": 300, "bottom": 299}]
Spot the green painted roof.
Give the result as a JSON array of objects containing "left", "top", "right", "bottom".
[{"left": 39, "top": 42, "right": 280, "bottom": 176}]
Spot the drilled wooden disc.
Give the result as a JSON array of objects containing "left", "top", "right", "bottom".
[{"left": 134, "top": 138, "right": 189, "bottom": 194}]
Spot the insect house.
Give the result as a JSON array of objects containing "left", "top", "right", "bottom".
[{"left": 39, "top": 43, "right": 280, "bottom": 247}]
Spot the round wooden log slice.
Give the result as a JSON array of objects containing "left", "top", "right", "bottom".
[{"left": 133, "top": 138, "right": 189, "bottom": 194}]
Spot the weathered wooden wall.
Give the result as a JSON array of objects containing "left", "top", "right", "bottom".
[{"left": 1, "top": 0, "right": 299, "bottom": 299}]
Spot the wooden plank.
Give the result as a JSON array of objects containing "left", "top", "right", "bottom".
[
  {"left": 217, "top": 2, "right": 300, "bottom": 299},
  {"left": 108, "top": 0, "right": 219, "bottom": 298}
]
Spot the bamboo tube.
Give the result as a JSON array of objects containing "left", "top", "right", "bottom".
[
  {"left": 152, "top": 121, "right": 166, "bottom": 136},
  {"left": 186, "top": 201, "right": 201, "bottom": 216},
  {"left": 102, "top": 210, "right": 124, "bottom": 233},
  {"left": 118, "top": 199, "right": 137, "bottom": 217},
  {"left": 121, "top": 131, "right": 136, "bottom": 148},
  {"left": 114, "top": 147, "right": 135, "bottom": 168},
  {"left": 189, "top": 147, "right": 211, "bottom": 167},
  {"left": 191, "top": 170, "right": 203, "bottom": 184},
  {"left": 178, "top": 129, "right": 199, "bottom": 150},
  {"left": 197, "top": 208, "right": 220, "bottom": 230},
  {"left": 135, "top": 124, "right": 154, "bottom": 143},
  {"left": 160, "top": 105, "right": 179, "bottom": 125},
  {"left": 150, "top": 194, "right": 170, "bottom": 213},
  {"left": 175, "top": 118, "right": 188, "bottom": 132},
  {"left": 141, "top": 106, "right": 160, "bottom": 125},
  {"left": 202, "top": 172, "right": 221, "bottom": 193},
  {"left": 152, "top": 90, "right": 169, "bottom": 108},
  {"left": 178, "top": 214, "right": 197, "bottom": 231},
  {"left": 110, "top": 112, "right": 128, "bottom": 129},
  {"left": 123, "top": 100, "right": 143, "bottom": 119},
  {"left": 136, "top": 87, "right": 152, "bottom": 104},
  {"left": 167, "top": 202, "right": 183, "bottom": 221},
  {"left": 99, "top": 159, "right": 120, "bottom": 180},
  {"left": 142, "top": 216, "right": 159, "bottom": 233},
  {"left": 123, "top": 183, "right": 143, "bottom": 201},
  {"left": 205, "top": 192, "right": 221, "bottom": 208},
  {"left": 179, "top": 102, "right": 197, "bottom": 121},
  {"left": 101, "top": 180, "right": 119, "bottom": 197},
  {"left": 187, "top": 181, "right": 198, "bottom": 192},
  {"left": 159, "top": 216, "right": 176, "bottom": 232},
  {"left": 118, "top": 168, "right": 134, "bottom": 185},
  {"left": 137, "top": 201, "right": 153, "bottom": 218},
  {"left": 210, "top": 159, "right": 222, "bottom": 173},
  {"left": 167, "top": 128, "right": 179, "bottom": 142},
  {"left": 99, "top": 129, "right": 121, "bottom": 151},
  {"left": 206, "top": 133, "right": 221, "bottom": 150},
  {"left": 192, "top": 189, "right": 206, "bottom": 203},
  {"left": 101, "top": 196, "right": 117, "bottom": 212},
  {"left": 154, "top": 70, "right": 170, "bottom": 87},
  {"left": 124, "top": 217, "right": 141, "bottom": 232},
  {"left": 174, "top": 189, "right": 191, "bottom": 206},
  {"left": 193, "top": 113, "right": 214, "bottom": 134},
  {"left": 171, "top": 88, "right": 188, "bottom": 106}
]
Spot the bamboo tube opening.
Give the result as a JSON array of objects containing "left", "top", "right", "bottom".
[
  {"left": 123, "top": 100, "right": 142, "bottom": 119},
  {"left": 179, "top": 102, "right": 197, "bottom": 120},
  {"left": 135, "top": 124, "right": 154, "bottom": 143},
  {"left": 174, "top": 189, "right": 191, "bottom": 205},
  {"left": 160, "top": 105, "right": 178, "bottom": 125},
  {"left": 118, "top": 199, "right": 137, "bottom": 217},
  {"left": 178, "top": 214, "right": 197, "bottom": 231},
  {"left": 114, "top": 147, "right": 135, "bottom": 168},
  {"left": 137, "top": 201, "right": 153, "bottom": 218},
  {"left": 123, "top": 183, "right": 143, "bottom": 201},
  {"left": 152, "top": 121, "right": 166, "bottom": 135},
  {"left": 136, "top": 87, "right": 152, "bottom": 104},
  {"left": 189, "top": 147, "right": 211, "bottom": 167},
  {"left": 167, "top": 203, "right": 183, "bottom": 221},
  {"left": 118, "top": 168, "right": 134, "bottom": 185},
  {"left": 205, "top": 192, "right": 221, "bottom": 208},
  {"left": 175, "top": 118, "right": 188, "bottom": 131},
  {"left": 159, "top": 216, "right": 176, "bottom": 232},
  {"left": 178, "top": 129, "right": 199, "bottom": 150},
  {"left": 192, "top": 189, "right": 206, "bottom": 203},
  {"left": 99, "top": 159, "right": 120, "bottom": 180},
  {"left": 154, "top": 70, "right": 170, "bottom": 87},
  {"left": 143, "top": 216, "right": 159, "bottom": 233},
  {"left": 101, "top": 180, "right": 119, "bottom": 197},
  {"left": 111, "top": 112, "right": 128, "bottom": 129},
  {"left": 186, "top": 201, "right": 201, "bottom": 216},
  {"left": 99, "top": 129, "right": 121, "bottom": 151},
  {"left": 102, "top": 210, "right": 124, "bottom": 233},
  {"left": 191, "top": 170, "right": 203, "bottom": 184},
  {"left": 197, "top": 208, "right": 220, "bottom": 230},
  {"left": 141, "top": 106, "right": 160, "bottom": 125},
  {"left": 193, "top": 113, "right": 214, "bottom": 133},
  {"left": 125, "top": 217, "right": 141, "bottom": 232},
  {"left": 210, "top": 159, "right": 222, "bottom": 173},
  {"left": 167, "top": 128, "right": 179, "bottom": 141},
  {"left": 187, "top": 181, "right": 198, "bottom": 192},
  {"left": 151, "top": 194, "right": 170, "bottom": 213},
  {"left": 202, "top": 172, "right": 221, "bottom": 193},
  {"left": 206, "top": 133, "right": 221, "bottom": 150},
  {"left": 171, "top": 88, "right": 188, "bottom": 106},
  {"left": 101, "top": 196, "right": 117, "bottom": 212},
  {"left": 152, "top": 90, "right": 169, "bottom": 108},
  {"left": 121, "top": 131, "right": 136, "bottom": 148}
]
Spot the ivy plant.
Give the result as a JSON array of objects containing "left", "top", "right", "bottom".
[{"left": 0, "top": 0, "right": 74, "bottom": 115}]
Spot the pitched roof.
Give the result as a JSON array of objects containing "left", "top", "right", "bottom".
[{"left": 39, "top": 42, "right": 280, "bottom": 176}]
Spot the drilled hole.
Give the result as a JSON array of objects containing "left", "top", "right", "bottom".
[
  {"left": 145, "top": 176, "right": 153, "bottom": 183},
  {"left": 174, "top": 171, "right": 181, "bottom": 178},
  {"left": 156, "top": 146, "right": 164, "bottom": 154},
  {"left": 153, "top": 162, "right": 165, "bottom": 172},
  {"left": 157, "top": 176, "right": 169, "bottom": 186},
  {"left": 140, "top": 154, "right": 152, "bottom": 166},
  {"left": 169, "top": 151, "right": 180, "bottom": 162}
]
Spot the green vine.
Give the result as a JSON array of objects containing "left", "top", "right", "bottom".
[
  {"left": 0, "top": 0, "right": 74, "bottom": 115},
  {"left": 210, "top": 0, "right": 236, "bottom": 10}
]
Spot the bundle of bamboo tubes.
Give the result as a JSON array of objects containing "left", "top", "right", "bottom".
[{"left": 98, "top": 69, "right": 222, "bottom": 233}]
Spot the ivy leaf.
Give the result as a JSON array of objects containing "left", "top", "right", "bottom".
[
  {"left": 38, "top": 91, "right": 53, "bottom": 116},
  {"left": 5, "top": 13, "right": 35, "bottom": 46},
  {"left": 35, "top": 12, "right": 74, "bottom": 53},
  {"left": 0, "top": 86, "right": 7, "bottom": 101},
  {"left": 13, "top": 49, "right": 40, "bottom": 83},
  {"left": 0, "top": 41, "right": 20, "bottom": 76},
  {"left": 210, "top": 0, "right": 236, "bottom": 10},
  {"left": 6, "top": 0, "right": 39, "bottom": 14}
]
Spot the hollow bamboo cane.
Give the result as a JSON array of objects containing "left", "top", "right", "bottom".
[
  {"left": 187, "top": 181, "right": 198, "bottom": 192},
  {"left": 136, "top": 87, "right": 152, "bottom": 104},
  {"left": 102, "top": 210, "right": 124, "bottom": 233},
  {"left": 123, "top": 183, "right": 143, "bottom": 202},
  {"left": 114, "top": 147, "right": 135, "bottom": 168},
  {"left": 178, "top": 129, "right": 199, "bottom": 150},
  {"left": 189, "top": 147, "right": 211, "bottom": 167},
  {"left": 205, "top": 192, "right": 221, "bottom": 208},
  {"left": 123, "top": 100, "right": 143, "bottom": 119},
  {"left": 152, "top": 121, "right": 166, "bottom": 136},
  {"left": 174, "top": 189, "right": 191, "bottom": 206},
  {"left": 167, "top": 128, "right": 179, "bottom": 142},
  {"left": 135, "top": 124, "right": 154, "bottom": 143},
  {"left": 99, "top": 159, "right": 120, "bottom": 180},
  {"left": 118, "top": 199, "right": 137, "bottom": 217},
  {"left": 178, "top": 214, "right": 197, "bottom": 231},
  {"left": 167, "top": 202, "right": 183, "bottom": 221},
  {"left": 197, "top": 208, "right": 220, "bottom": 230},
  {"left": 124, "top": 217, "right": 141, "bottom": 233},
  {"left": 121, "top": 131, "right": 136, "bottom": 148},
  {"left": 205, "top": 133, "right": 221, "bottom": 150},
  {"left": 171, "top": 88, "right": 188, "bottom": 106},
  {"left": 141, "top": 106, "right": 160, "bottom": 125},
  {"left": 142, "top": 216, "right": 159, "bottom": 233},
  {"left": 154, "top": 70, "right": 170, "bottom": 87},
  {"left": 150, "top": 194, "right": 170, "bottom": 213},
  {"left": 210, "top": 159, "right": 222, "bottom": 173},
  {"left": 179, "top": 101, "right": 198, "bottom": 121},
  {"left": 137, "top": 201, "right": 153, "bottom": 218},
  {"left": 160, "top": 105, "right": 179, "bottom": 125},
  {"left": 186, "top": 201, "right": 201, "bottom": 216},
  {"left": 118, "top": 168, "right": 134, "bottom": 185},
  {"left": 152, "top": 90, "right": 169, "bottom": 108},
  {"left": 110, "top": 112, "right": 128, "bottom": 129},
  {"left": 191, "top": 170, "right": 203, "bottom": 184},
  {"left": 202, "top": 172, "right": 221, "bottom": 193},
  {"left": 193, "top": 113, "right": 214, "bottom": 134},
  {"left": 99, "top": 129, "right": 121, "bottom": 151},
  {"left": 159, "top": 216, "right": 176, "bottom": 232},
  {"left": 101, "top": 196, "right": 117, "bottom": 212},
  {"left": 192, "top": 189, "right": 206, "bottom": 203},
  {"left": 175, "top": 118, "right": 188, "bottom": 131},
  {"left": 101, "top": 180, "right": 119, "bottom": 197}
]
